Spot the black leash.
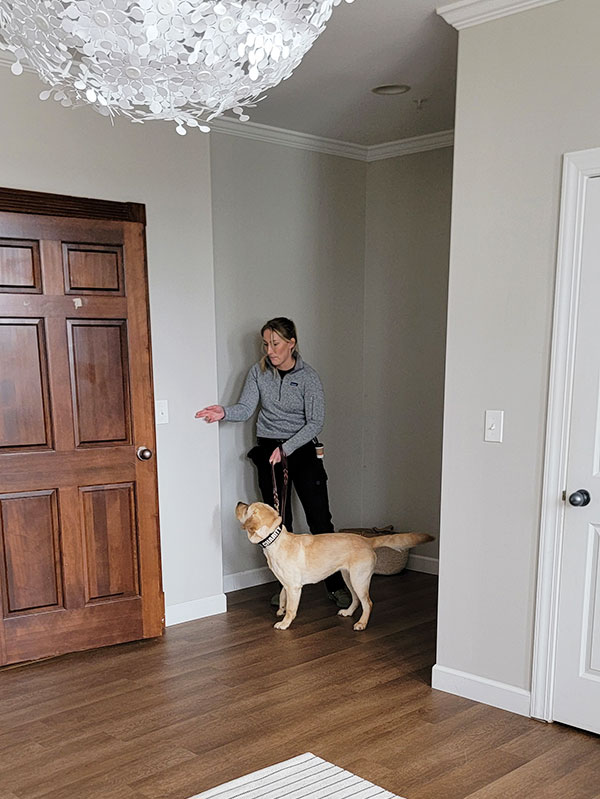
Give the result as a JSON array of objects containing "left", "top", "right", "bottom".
[{"left": 271, "top": 447, "right": 288, "bottom": 524}]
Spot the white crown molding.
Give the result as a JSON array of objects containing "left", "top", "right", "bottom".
[
  {"left": 210, "top": 116, "right": 369, "bottom": 161},
  {"left": 0, "top": 57, "right": 453, "bottom": 161},
  {"left": 367, "top": 130, "right": 454, "bottom": 162},
  {"left": 211, "top": 116, "right": 453, "bottom": 161},
  {"left": 436, "top": 0, "right": 563, "bottom": 29}
]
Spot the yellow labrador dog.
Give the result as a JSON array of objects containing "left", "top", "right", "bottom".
[{"left": 236, "top": 501, "right": 433, "bottom": 631}]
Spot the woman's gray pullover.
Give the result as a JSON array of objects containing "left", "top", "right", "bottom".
[{"left": 223, "top": 356, "right": 325, "bottom": 455}]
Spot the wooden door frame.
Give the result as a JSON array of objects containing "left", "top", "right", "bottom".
[
  {"left": 531, "top": 148, "right": 600, "bottom": 721},
  {"left": 0, "top": 186, "right": 145, "bottom": 224}
]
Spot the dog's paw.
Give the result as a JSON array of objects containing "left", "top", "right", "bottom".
[
  {"left": 337, "top": 608, "right": 354, "bottom": 617},
  {"left": 353, "top": 621, "right": 367, "bottom": 631},
  {"left": 274, "top": 620, "right": 291, "bottom": 630},
  {"left": 276, "top": 607, "right": 285, "bottom": 616}
]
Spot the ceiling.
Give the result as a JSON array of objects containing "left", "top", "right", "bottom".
[{"left": 245, "top": 0, "right": 458, "bottom": 147}]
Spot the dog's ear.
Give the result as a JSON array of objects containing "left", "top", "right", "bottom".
[{"left": 235, "top": 502, "right": 250, "bottom": 524}]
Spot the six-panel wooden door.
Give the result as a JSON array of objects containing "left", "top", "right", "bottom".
[{"left": 0, "top": 193, "right": 164, "bottom": 665}]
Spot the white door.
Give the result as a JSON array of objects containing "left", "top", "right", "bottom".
[{"left": 552, "top": 175, "right": 600, "bottom": 734}]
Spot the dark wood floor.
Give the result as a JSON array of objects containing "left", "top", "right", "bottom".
[{"left": 0, "top": 571, "right": 598, "bottom": 799}]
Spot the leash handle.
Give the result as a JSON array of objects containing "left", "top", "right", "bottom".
[{"left": 271, "top": 447, "right": 288, "bottom": 524}]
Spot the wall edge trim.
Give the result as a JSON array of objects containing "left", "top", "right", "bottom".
[
  {"left": 366, "top": 130, "right": 454, "bottom": 161},
  {"left": 165, "top": 593, "right": 227, "bottom": 626},
  {"left": 224, "top": 566, "right": 275, "bottom": 593},
  {"left": 432, "top": 664, "right": 531, "bottom": 716},
  {"left": 436, "top": 0, "right": 563, "bottom": 29},
  {"left": 223, "top": 556, "right": 439, "bottom": 592},
  {"left": 209, "top": 116, "right": 368, "bottom": 160},
  {"left": 406, "top": 554, "right": 439, "bottom": 575},
  {"left": 211, "top": 117, "right": 454, "bottom": 161}
]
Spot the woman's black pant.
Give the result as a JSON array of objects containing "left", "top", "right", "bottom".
[{"left": 247, "top": 437, "right": 346, "bottom": 594}]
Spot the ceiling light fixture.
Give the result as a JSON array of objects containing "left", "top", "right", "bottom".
[
  {"left": 0, "top": 0, "right": 354, "bottom": 135},
  {"left": 371, "top": 84, "right": 411, "bottom": 96}
]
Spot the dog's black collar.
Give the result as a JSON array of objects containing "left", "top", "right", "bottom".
[{"left": 260, "top": 525, "right": 283, "bottom": 549}]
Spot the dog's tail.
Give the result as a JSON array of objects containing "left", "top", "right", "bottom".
[{"left": 370, "top": 533, "right": 434, "bottom": 551}]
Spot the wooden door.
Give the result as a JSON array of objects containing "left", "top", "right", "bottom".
[
  {"left": 553, "top": 175, "right": 600, "bottom": 734},
  {"left": 0, "top": 188, "right": 164, "bottom": 666}
]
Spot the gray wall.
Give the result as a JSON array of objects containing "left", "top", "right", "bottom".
[
  {"left": 363, "top": 149, "right": 452, "bottom": 558},
  {"left": 0, "top": 68, "right": 223, "bottom": 621},
  {"left": 210, "top": 133, "right": 453, "bottom": 580},
  {"left": 210, "top": 133, "right": 367, "bottom": 578},
  {"left": 436, "top": 0, "right": 600, "bottom": 690}
]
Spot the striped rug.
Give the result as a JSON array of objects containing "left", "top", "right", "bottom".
[{"left": 190, "top": 752, "right": 404, "bottom": 799}]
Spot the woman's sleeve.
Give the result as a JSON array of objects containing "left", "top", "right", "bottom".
[
  {"left": 281, "top": 370, "right": 325, "bottom": 456},
  {"left": 222, "top": 366, "right": 260, "bottom": 422}
]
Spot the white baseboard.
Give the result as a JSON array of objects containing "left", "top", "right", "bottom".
[
  {"left": 407, "top": 554, "right": 439, "bottom": 575},
  {"left": 432, "top": 664, "right": 531, "bottom": 717},
  {"left": 223, "top": 556, "right": 439, "bottom": 593},
  {"left": 165, "top": 593, "right": 227, "bottom": 627},
  {"left": 223, "top": 566, "right": 275, "bottom": 593}
]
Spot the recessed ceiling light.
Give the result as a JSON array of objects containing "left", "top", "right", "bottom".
[{"left": 371, "top": 84, "right": 411, "bottom": 96}]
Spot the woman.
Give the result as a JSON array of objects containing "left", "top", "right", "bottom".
[{"left": 195, "top": 317, "right": 351, "bottom": 608}]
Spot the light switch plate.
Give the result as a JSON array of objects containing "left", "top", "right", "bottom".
[
  {"left": 155, "top": 399, "right": 169, "bottom": 425},
  {"left": 484, "top": 410, "right": 504, "bottom": 443}
]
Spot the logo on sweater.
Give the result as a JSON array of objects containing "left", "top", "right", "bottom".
[{"left": 290, "top": 381, "right": 299, "bottom": 386}]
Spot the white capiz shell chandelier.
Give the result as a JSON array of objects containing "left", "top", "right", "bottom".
[{"left": 0, "top": 0, "right": 353, "bottom": 134}]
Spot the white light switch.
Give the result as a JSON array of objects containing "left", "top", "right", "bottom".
[
  {"left": 155, "top": 399, "right": 169, "bottom": 425},
  {"left": 484, "top": 410, "right": 504, "bottom": 443}
]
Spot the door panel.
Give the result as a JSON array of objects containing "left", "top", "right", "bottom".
[
  {"left": 68, "top": 320, "right": 131, "bottom": 446},
  {"left": 587, "top": 526, "right": 600, "bottom": 672},
  {"left": 63, "top": 243, "right": 124, "bottom": 295},
  {"left": 0, "top": 490, "right": 62, "bottom": 614},
  {"left": 0, "top": 319, "right": 52, "bottom": 450},
  {"left": 0, "top": 199, "right": 163, "bottom": 665},
  {"left": 81, "top": 483, "right": 139, "bottom": 602},
  {"left": 0, "top": 239, "right": 41, "bottom": 292}
]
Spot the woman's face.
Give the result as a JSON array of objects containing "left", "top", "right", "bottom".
[{"left": 262, "top": 329, "right": 296, "bottom": 369}]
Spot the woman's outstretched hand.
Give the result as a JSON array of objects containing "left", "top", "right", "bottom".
[
  {"left": 269, "top": 447, "right": 282, "bottom": 465},
  {"left": 195, "top": 405, "right": 225, "bottom": 423}
]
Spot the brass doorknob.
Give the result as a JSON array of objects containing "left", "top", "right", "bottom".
[{"left": 136, "top": 446, "right": 153, "bottom": 461}]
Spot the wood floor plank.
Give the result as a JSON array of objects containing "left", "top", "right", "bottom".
[
  {"left": 403, "top": 748, "right": 525, "bottom": 799},
  {"left": 0, "top": 732, "right": 116, "bottom": 793},
  {"left": 0, "top": 572, "right": 596, "bottom": 799},
  {"left": 0, "top": 721, "right": 56, "bottom": 753},
  {"left": 1, "top": 679, "right": 139, "bottom": 728},
  {"left": 536, "top": 752, "right": 600, "bottom": 799},
  {"left": 499, "top": 719, "right": 575, "bottom": 759},
  {"left": 0, "top": 740, "right": 47, "bottom": 768},
  {"left": 462, "top": 734, "right": 600, "bottom": 798},
  {"left": 33, "top": 740, "right": 198, "bottom": 799}
]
